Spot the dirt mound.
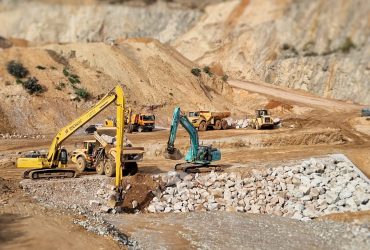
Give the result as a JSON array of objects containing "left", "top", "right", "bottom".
[
  {"left": 265, "top": 100, "right": 293, "bottom": 111},
  {"left": 121, "top": 173, "right": 162, "bottom": 213},
  {"left": 0, "top": 39, "right": 259, "bottom": 134}
]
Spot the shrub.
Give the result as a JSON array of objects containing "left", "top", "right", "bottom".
[
  {"left": 63, "top": 67, "right": 70, "bottom": 77},
  {"left": 203, "top": 66, "right": 213, "bottom": 76},
  {"left": 22, "top": 77, "right": 44, "bottom": 95},
  {"left": 222, "top": 75, "right": 229, "bottom": 82},
  {"left": 191, "top": 68, "right": 201, "bottom": 77},
  {"left": 74, "top": 87, "right": 90, "bottom": 100},
  {"left": 68, "top": 76, "right": 80, "bottom": 85},
  {"left": 340, "top": 37, "right": 356, "bottom": 53},
  {"left": 7, "top": 61, "right": 29, "bottom": 78},
  {"left": 16, "top": 79, "right": 23, "bottom": 85}
]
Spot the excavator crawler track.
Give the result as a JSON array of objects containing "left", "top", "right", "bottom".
[
  {"left": 174, "top": 163, "right": 222, "bottom": 173},
  {"left": 23, "top": 169, "right": 76, "bottom": 179}
]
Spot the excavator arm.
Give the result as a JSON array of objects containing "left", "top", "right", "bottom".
[
  {"left": 17, "top": 85, "right": 125, "bottom": 188},
  {"left": 166, "top": 107, "right": 200, "bottom": 161},
  {"left": 165, "top": 107, "right": 221, "bottom": 172}
]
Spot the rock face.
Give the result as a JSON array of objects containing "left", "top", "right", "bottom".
[
  {"left": 0, "top": 1, "right": 201, "bottom": 44},
  {"left": 174, "top": 0, "right": 370, "bottom": 104},
  {"left": 148, "top": 155, "right": 370, "bottom": 221}
]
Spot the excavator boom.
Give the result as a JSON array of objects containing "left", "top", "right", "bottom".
[
  {"left": 165, "top": 107, "right": 221, "bottom": 172},
  {"left": 17, "top": 85, "right": 125, "bottom": 189}
]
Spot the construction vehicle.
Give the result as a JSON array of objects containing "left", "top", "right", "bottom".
[
  {"left": 361, "top": 108, "right": 370, "bottom": 117},
  {"left": 164, "top": 107, "right": 221, "bottom": 172},
  {"left": 250, "top": 109, "right": 274, "bottom": 130},
  {"left": 16, "top": 85, "right": 126, "bottom": 197},
  {"left": 187, "top": 111, "right": 230, "bottom": 131},
  {"left": 126, "top": 107, "right": 155, "bottom": 133},
  {"left": 70, "top": 130, "right": 144, "bottom": 176},
  {"left": 106, "top": 107, "right": 155, "bottom": 133}
]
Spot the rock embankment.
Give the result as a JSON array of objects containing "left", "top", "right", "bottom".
[{"left": 148, "top": 154, "right": 370, "bottom": 221}]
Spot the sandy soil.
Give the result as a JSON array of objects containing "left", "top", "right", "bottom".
[{"left": 0, "top": 178, "right": 121, "bottom": 250}]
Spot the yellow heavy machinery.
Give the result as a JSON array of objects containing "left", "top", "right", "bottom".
[
  {"left": 17, "top": 85, "right": 126, "bottom": 193},
  {"left": 187, "top": 111, "right": 230, "bottom": 131},
  {"left": 250, "top": 109, "right": 274, "bottom": 130},
  {"left": 106, "top": 107, "right": 155, "bottom": 133},
  {"left": 70, "top": 130, "right": 144, "bottom": 176}
]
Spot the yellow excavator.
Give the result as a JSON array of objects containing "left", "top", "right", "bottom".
[{"left": 17, "top": 85, "right": 125, "bottom": 194}]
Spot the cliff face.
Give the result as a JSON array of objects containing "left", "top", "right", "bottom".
[
  {"left": 0, "top": 0, "right": 201, "bottom": 44},
  {"left": 174, "top": 0, "right": 370, "bottom": 105}
]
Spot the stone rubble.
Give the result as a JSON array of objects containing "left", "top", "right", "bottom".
[{"left": 148, "top": 155, "right": 370, "bottom": 221}]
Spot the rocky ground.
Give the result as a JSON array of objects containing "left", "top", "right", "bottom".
[
  {"left": 149, "top": 154, "right": 370, "bottom": 221},
  {"left": 17, "top": 154, "right": 370, "bottom": 248}
]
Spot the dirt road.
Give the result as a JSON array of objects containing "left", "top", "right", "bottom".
[
  {"left": 0, "top": 179, "right": 121, "bottom": 250},
  {"left": 229, "top": 79, "right": 362, "bottom": 111}
]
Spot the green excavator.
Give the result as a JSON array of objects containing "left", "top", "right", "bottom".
[{"left": 164, "top": 107, "right": 221, "bottom": 173}]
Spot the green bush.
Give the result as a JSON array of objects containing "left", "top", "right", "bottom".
[
  {"left": 74, "top": 87, "right": 90, "bottom": 100},
  {"left": 63, "top": 67, "right": 70, "bottom": 77},
  {"left": 191, "top": 68, "right": 201, "bottom": 77},
  {"left": 203, "top": 66, "right": 213, "bottom": 77},
  {"left": 340, "top": 37, "right": 356, "bottom": 53},
  {"left": 68, "top": 76, "right": 80, "bottom": 85},
  {"left": 7, "top": 61, "right": 29, "bottom": 78},
  {"left": 22, "top": 77, "right": 44, "bottom": 95}
]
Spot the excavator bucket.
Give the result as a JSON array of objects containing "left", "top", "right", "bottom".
[{"left": 164, "top": 148, "right": 183, "bottom": 160}]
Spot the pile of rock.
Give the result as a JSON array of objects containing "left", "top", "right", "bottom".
[
  {"left": 148, "top": 155, "right": 370, "bottom": 221},
  {"left": 0, "top": 133, "right": 46, "bottom": 139}
]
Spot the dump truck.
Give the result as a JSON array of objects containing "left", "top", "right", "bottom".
[
  {"left": 250, "top": 109, "right": 274, "bottom": 130},
  {"left": 70, "top": 130, "right": 144, "bottom": 176},
  {"left": 106, "top": 108, "right": 155, "bottom": 133},
  {"left": 187, "top": 111, "right": 230, "bottom": 131},
  {"left": 127, "top": 113, "right": 155, "bottom": 132}
]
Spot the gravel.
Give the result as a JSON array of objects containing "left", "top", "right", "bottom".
[
  {"left": 107, "top": 212, "right": 370, "bottom": 250},
  {"left": 148, "top": 154, "right": 370, "bottom": 221}
]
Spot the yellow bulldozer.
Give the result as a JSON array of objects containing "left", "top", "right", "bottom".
[{"left": 187, "top": 111, "right": 230, "bottom": 131}]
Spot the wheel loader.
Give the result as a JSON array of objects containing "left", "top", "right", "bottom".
[
  {"left": 187, "top": 111, "right": 230, "bottom": 131},
  {"left": 250, "top": 109, "right": 274, "bottom": 130}
]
